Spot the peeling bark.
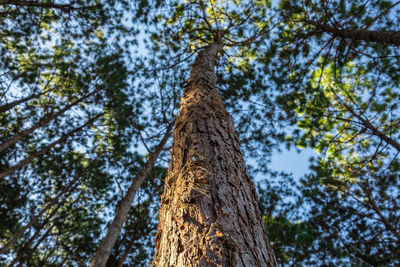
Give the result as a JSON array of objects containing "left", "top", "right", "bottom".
[{"left": 154, "top": 38, "right": 277, "bottom": 266}]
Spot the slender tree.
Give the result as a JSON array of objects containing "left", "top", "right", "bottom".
[
  {"left": 0, "top": 0, "right": 174, "bottom": 265},
  {"left": 91, "top": 122, "right": 173, "bottom": 267}
]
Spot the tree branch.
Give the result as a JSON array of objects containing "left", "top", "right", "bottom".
[
  {"left": 0, "top": 0, "right": 73, "bottom": 9},
  {"left": 307, "top": 20, "right": 400, "bottom": 46}
]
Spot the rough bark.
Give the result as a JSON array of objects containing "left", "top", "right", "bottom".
[
  {"left": 153, "top": 37, "right": 277, "bottom": 266},
  {"left": 308, "top": 21, "right": 400, "bottom": 46},
  {"left": 90, "top": 123, "right": 173, "bottom": 267}
]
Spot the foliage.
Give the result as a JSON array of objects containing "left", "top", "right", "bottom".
[
  {"left": 1, "top": 0, "right": 400, "bottom": 266},
  {"left": 261, "top": 0, "right": 400, "bottom": 265}
]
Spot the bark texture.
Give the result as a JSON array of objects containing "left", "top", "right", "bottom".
[{"left": 153, "top": 38, "right": 277, "bottom": 267}]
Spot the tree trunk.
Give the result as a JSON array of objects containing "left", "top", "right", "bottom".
[
  {"left": 90, "top": 122, "right": 173, "bottom": 267},
  {"left": 153, "top": 36, "right": 277, "bottom": 267}
]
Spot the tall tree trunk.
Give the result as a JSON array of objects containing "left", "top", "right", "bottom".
[
  {"left": 90, "top": 122, "right": 173, "bottom": 267},
  {"left": 153, "top": 36, "right": 277, "bottom": 266}
]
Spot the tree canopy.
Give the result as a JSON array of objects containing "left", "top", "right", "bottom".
[{"left": 1, "top": 0, "right": 399, "bottom": 266}]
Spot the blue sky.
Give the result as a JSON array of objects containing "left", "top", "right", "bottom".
[{"left": 270, "top": 147, "right": 316, "bottom": 179}]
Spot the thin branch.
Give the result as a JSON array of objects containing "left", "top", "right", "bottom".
[{"left": 0, "top": 0, "right": 96, "bottom": 10}]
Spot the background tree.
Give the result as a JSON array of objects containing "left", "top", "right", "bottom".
[
  {"left": 0, "top": 1, "right": 153, "bottom": 265},
  {"left": 2, "top": 0, "right": 400, "bottom": 266},
  {"left": 261, "top": 0, "right": 400, "bottom": 265}
]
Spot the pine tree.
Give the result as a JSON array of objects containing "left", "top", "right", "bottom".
[
  {"left": 262, "top": 0, "right": 400, "bottom": 264},
  {"left": 153, "top": 32, "right": 276, "bottom": 266}
]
